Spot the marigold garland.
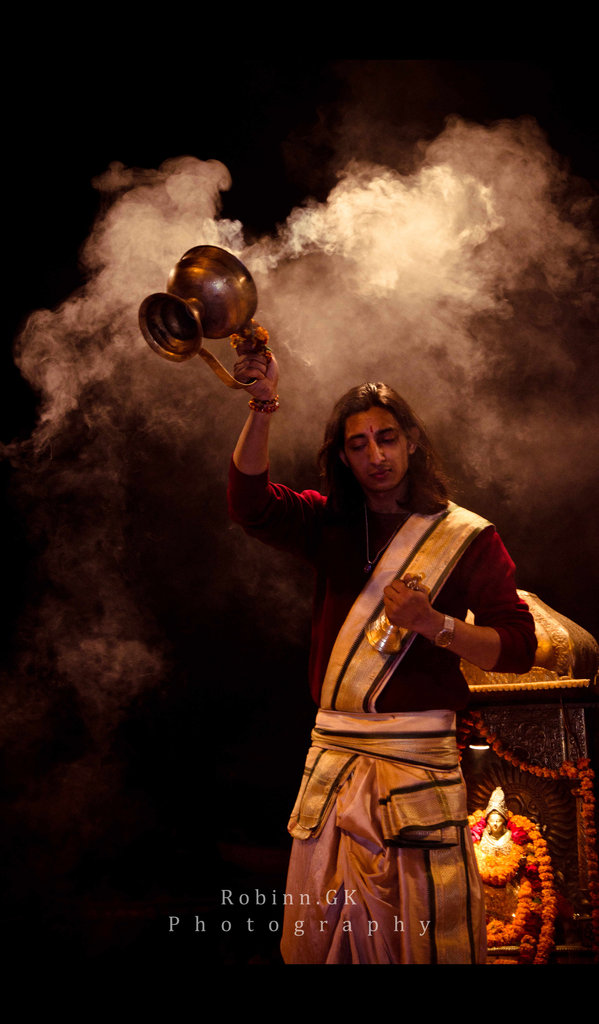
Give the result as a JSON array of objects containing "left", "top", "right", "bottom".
[
  {"left": 473, "top": 831, "right": 526, "bottom": 887},
  {"left": 460, "top": 709, "right": 599, "bottom": 963},
  {"left": 230, "top": 320, "right": 271, "bottom": 355}
]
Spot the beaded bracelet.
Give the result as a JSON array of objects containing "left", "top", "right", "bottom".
[{"left": 249, "top": 394, "right": 280, "bottom": 414}]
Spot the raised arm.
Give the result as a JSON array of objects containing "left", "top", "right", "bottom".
[{"left": 232, "top": 344, "right": 280, "bottom": 476}]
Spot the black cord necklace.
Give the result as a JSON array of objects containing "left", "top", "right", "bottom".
[{"left": 363, "top": 504, "right": 411, "bottom": 574}]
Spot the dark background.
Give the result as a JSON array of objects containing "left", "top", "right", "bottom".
[{"left": 2, "top": 56, "right": 598, "bottom": 970}]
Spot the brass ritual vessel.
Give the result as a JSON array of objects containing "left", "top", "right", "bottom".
[
  {"left": 365, "top": 613, "right": 407, "bottom": 654},
  {"left": 365, "top": 574, "right": 425, "bottom": 653},
  {"left": 139, "top": 245, "right": 261, "bottom": 388}
]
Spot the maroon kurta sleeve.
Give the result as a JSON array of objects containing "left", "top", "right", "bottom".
[
  {"left": 228, "top": 459, "right": 326, "bottom": 562},
  {"left": 452, "top": 525, "right": 537, "bottom": 674}
]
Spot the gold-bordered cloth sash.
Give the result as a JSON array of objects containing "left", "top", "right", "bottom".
[
  {"left": 288, "top": 709, "right": 466, "bottom": 843},
  {"left": 321, "top": 502, "right": 491, "bottom": 713}
]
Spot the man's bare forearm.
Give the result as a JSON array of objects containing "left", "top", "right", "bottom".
[
  {"left": 231, "top": 346, "right": 279, "bottom": 476},
  {"left": 420, "top": 611, "right": 502, "bottom": 671},
  {"left": 384, "top": 580, "right": 502, "bottom": 671},
  {"left": 233, "top": 410, "right": 272, "bottom": 476}
]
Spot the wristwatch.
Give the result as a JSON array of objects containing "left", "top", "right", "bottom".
[{"left": 434, "top": 614, "right": 455, "bottom": 648}]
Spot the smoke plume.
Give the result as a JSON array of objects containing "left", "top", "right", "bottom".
[{"left": 2, "top": 117, "right": 597, "bottom": 908}]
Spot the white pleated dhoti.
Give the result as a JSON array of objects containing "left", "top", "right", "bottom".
[{"left": 280, "top": 709, "right": 486, "bottom": 965}]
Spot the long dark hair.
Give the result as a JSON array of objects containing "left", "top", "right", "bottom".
[{"left": 318, "top": 382, "right": 451, "bottom": 518}]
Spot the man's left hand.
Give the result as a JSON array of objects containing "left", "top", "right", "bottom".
[{"left": 383, "top": 574, "right": 443, "bottom": 639}]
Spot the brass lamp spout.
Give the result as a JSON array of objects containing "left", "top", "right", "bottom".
[{"left": 139, "top": 245, "right": 263, "bottom": 388}]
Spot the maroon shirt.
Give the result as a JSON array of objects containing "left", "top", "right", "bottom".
[{"left": 228, "top": 461, "right": 537, "bottom": 711}]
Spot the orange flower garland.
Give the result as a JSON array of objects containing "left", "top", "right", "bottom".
[
  {"left": 230, "top": 320, "right": 271, "bottom": 355},
  {"left": 512, "top": 815, "right": 558, "bottom": 964},
  {"left": 485, "top": 878, "right": 536, "bottom": 949},
  {"left": 472, "top": 831, "right": 526, "bottom": 886},
  {"left": 460, "top": 709, "right": 599, "bottom": 963},
  {"left": 562, "top": 757, "right": 599, "bottom": 954}
]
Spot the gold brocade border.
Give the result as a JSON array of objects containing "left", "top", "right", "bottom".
[
  {"left": 467, "top": 677, "right": 593, "bottom": 693},
  {"left": 322, "top": 504, "right": 489, "bottom": 712}
]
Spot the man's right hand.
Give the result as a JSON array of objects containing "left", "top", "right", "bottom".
[{"left": 233, "top": 346, "right": 279, "bottom": 402}]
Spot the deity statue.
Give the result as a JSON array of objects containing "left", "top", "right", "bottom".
[
  {"left": 469, "top": 788, "right": 557, "bottom": 962},
  {"left": 477, "top": 788, "right": 514, "bottom": 859}
]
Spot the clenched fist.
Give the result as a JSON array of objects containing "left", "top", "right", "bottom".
[
  {"left": 233, "top": 344, "right": 279, "bottom": 402},
  {"left": 383, "top": 573, "right": 443, "bottom": 638}
]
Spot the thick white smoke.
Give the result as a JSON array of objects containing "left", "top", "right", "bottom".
[
  {"left": 3, "top": 115, "right": 598, "bottom": 748},
  {"left": 247, "top": 117, "right": 598, "bottom": 516},
  {"left": 12, "top": 118, "right": 598, "bottom": 495}
]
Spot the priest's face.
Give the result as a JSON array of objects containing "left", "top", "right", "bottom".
[{"left": 340, "top": 406, "right": 416, "bottom": 511}]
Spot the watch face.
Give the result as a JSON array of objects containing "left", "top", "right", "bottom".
[{"left": 435, "top": 617, "right": 455, "bottom": 648}]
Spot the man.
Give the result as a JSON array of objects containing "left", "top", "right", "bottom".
[{"left": 228, "top": 343, "right": 537, "bottom": 964}]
